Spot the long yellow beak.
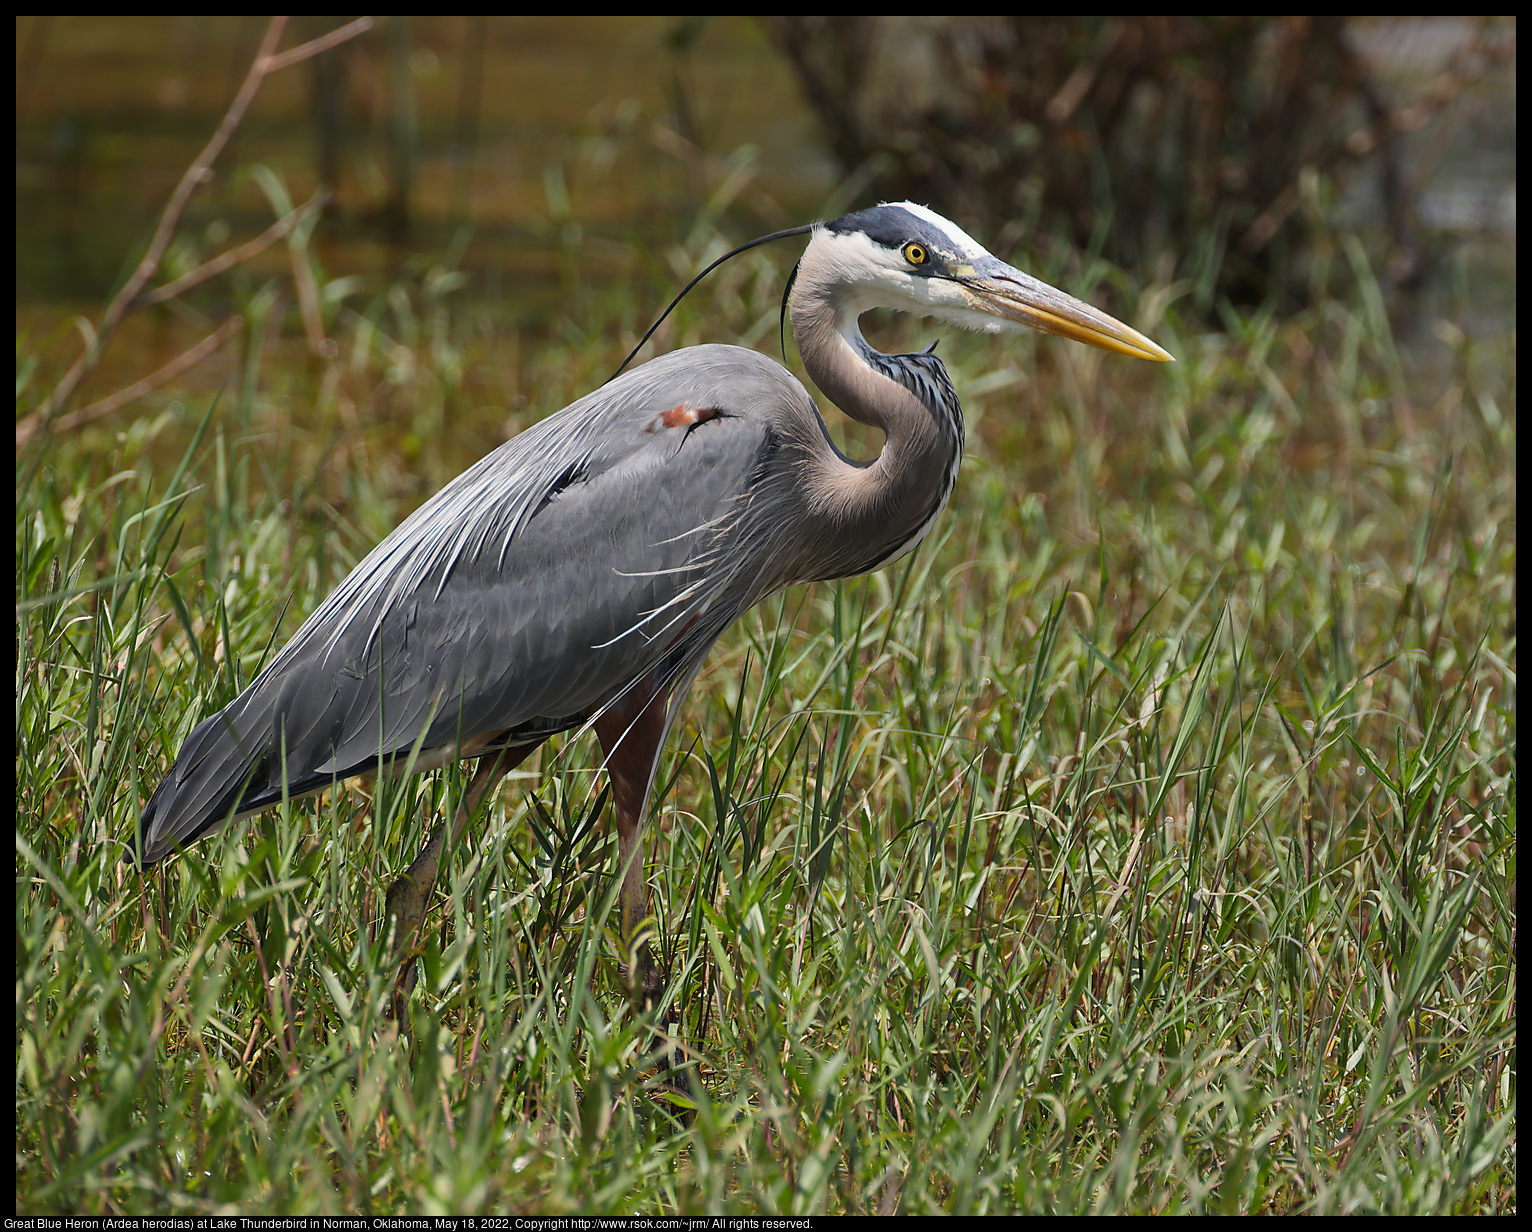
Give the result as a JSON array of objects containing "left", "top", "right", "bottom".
[{"left": 962, "top": 264, "right": 1174, "bottom": 362}]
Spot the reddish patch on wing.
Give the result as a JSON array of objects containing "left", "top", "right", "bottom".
[{"left": 646, "top": 403, "right": 720, "bottom": 433}]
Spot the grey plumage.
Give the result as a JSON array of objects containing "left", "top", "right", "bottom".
[{"left": 138, "top": 346, "right": 823, "bottom": 859}]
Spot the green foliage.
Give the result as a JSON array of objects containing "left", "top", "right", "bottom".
[{"left": 16, "top": 197, "right": 1514, "bottom": 1213}]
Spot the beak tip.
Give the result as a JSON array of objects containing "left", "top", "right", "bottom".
[{"left": 1127, "top": 334, "right": 1174, "bottom": 363}]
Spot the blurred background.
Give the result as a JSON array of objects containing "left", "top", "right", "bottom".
[{"left": 15, "top": 15, "right": 1516, "bottom": 435}]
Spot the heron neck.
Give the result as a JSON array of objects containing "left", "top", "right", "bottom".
[{"left": 788, "top": 288, "right": 964, "bottom": 578}]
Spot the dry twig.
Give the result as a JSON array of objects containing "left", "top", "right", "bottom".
[{"left": 21, "top": 15, "right": 374, "bottom": 452}]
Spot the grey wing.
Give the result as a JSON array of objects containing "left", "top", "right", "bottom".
[{"left": 137, "top": 344, "right": 813, "bottom": 861}]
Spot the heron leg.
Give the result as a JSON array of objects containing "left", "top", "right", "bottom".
[
  {"left": 594, "top": 689, "right": 690, "bottom": 1096},
  {"left": 385, "top": 744, "right": 533, "bottom": 1023},
  {"left": 593, "top": 689, "right": 670, "bottom": 998}
]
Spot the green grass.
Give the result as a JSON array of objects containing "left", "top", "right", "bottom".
[{"left": 16, "top": 202, "right": 1515, "bottom": 1213}]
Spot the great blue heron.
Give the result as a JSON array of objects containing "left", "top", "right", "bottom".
[{"left": 133, "top": 201, "right": 1170, "bottom": 1030}]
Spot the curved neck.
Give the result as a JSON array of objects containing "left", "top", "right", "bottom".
[{"left": 785, "top": 260, "right": 965, "bottom": 579}]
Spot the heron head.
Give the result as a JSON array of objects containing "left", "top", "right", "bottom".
[
  {"left": 613, "top": 200, "right": 1172, "bottom": 382},
  {"left": 807, "top": 201, "right": 1173, "bottom": 362}
]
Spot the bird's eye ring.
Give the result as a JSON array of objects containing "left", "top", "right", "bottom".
[{"left": 903, "top": 242, "right": 928, "bottom": 267}]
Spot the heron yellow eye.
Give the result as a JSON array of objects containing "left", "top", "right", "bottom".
[{"left": 903, "top": 242, "right": 928, "bottom": 267}]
